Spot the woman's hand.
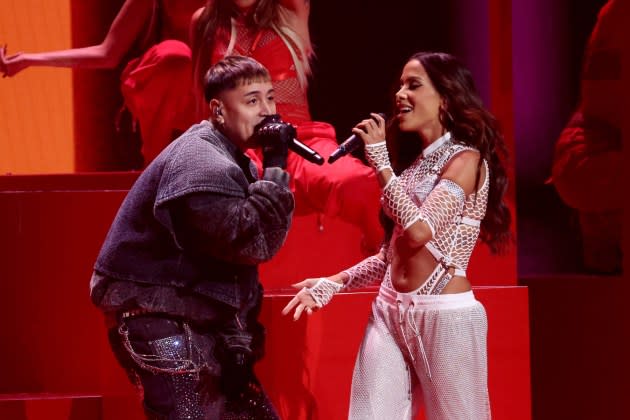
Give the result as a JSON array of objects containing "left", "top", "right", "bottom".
[
  {"left": 351, "top": 112, "right": 386, "bottom": 145},
  {"left": 1, "top": 45, "right": 28, "bottom": 77},
  {"left": 281, "top": 278, "right": 323, "bottom": 321}
]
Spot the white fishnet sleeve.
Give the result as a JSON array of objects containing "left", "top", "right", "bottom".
[
  {"left": 341, "top": 254, "right": 388, "bottom": 290},
  {"left": 364, "top": 141, "right": 393, "bottom": 173},
  {"left": 417, "top": 179, "right": 466, "bottom": 237},
  {"left": 383, "top": 177, "right": 466, "bottom": 237},
  {"left": 382, "top": 175, "right": 425, "bottom": 230},
  {"left": 305, "top": 278, "right": 343, "bottom": 307}
]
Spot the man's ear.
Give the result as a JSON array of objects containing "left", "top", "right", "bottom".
[{"left": 209, "top": 99, "right": 222, "bottom": 118}]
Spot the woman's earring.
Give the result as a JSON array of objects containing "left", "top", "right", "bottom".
[{"left": 440, "top": 106, "right": 454, "bottom": 125}]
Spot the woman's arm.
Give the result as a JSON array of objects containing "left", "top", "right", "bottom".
[
  {"left": 281, "top": 247, "right": 388, "bottom": 320},
  {"left": 278, "top": 0, "right": 310, "bottom": 18},
  {"left": 354, "top": 114, "right": 479, "bottom": 249},
  {"left": 386, "top": 151, "right": 479, "bottom": 249},
  {"left": 1, "top": 0, "right": 153, "bottom": 77},
  {"left": 189, "top": 5, "right": 207, "bottom": 46},
  {"left": 276, "top": 0, "right": 311, "bottom": 56}
]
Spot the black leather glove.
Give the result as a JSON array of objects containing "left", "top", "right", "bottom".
[{"left": 254, "top": 114, "right": 294, "bottom": 169}]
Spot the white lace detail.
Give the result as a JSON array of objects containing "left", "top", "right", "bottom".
[
  {"left": 384, "top": 137, "right": 489, "bottom": 286},
  {"left": 382, "top": 176, "right": 425, "bottom": 230},
  {"left": 305, "top": 278, "right": 343, "bottom": 307},
  {"left": 364, "top": 141, "right": 392, "bottom": 173},
  {"left": 417, "top": 179, "right": 466, "bottom": 237},
  {"left": 342, "top": 255, "right": 387, "bottom": 290}
]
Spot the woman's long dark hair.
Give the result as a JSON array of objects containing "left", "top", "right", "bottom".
[{"left": 384, "top": 51, "right": 512, "bottom": 254}]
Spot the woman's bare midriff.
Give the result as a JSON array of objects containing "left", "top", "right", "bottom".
[{"left": 390, "top": 245, "right": 471, "bottom": 294}]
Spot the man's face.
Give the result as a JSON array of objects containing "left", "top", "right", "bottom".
[{"left": 216, "top": 79, "right": 276, "bottom": 150}]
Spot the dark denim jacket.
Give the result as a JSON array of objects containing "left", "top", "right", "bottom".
[{"left": 92, "top": 121, "right": 294, "bottom": 312}]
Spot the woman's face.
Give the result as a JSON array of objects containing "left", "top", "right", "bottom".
[{"left": 395, "top": 59, "right": 443, "bottom": 137}]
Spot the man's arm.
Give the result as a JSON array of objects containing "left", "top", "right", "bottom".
[{"left": 169, "top": 176, "right": 294, "bottom": 265}]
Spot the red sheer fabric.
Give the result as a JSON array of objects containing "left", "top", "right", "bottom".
[
  {"left": 216, "top": 21, "right": 384, "bottom": 252},
  {"left": 120, "top": 40, "right": 197, "bottom": 165}
]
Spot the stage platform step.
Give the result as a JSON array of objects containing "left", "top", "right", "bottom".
[{"left": 0, "top": 393, "right": 142, "bottom": 420}]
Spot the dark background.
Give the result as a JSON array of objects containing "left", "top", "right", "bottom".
[{"left": 308, "top": 0, "right": 454, "bottom": 132}]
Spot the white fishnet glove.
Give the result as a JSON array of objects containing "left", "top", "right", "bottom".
[
  {"left": 305, "top": 277, "right": 343, "bottom": 307},
  {"left": 364, "top": 141, "right": 392, "bottom": 173}
]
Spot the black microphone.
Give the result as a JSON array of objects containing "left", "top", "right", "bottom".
[
  {"left": 255, "top": 115, "right": 324, "bottom": 165},
  {"left": 289, "top": 137, "right": 325, "bottom": 165},
  {"left": 328, "top": 113, "right": 386, "bottom": 164}
]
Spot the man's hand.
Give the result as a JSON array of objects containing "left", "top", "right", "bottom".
[{"left": 255, "top": 115, "right": 294, "bottom": 169}]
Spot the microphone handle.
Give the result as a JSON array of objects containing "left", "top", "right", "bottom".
[
  {"left": 328, "top": 135, "right": 361, "bottom": 164},
  {"left": 290, "top": 138, "right": 325, "bottom": 165},
  {"left": 328, "top": 113, "right": 386, "bottom": 164}
]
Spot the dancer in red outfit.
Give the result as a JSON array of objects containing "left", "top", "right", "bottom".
[
  {"left": 0, "top": 0, "right": 202, "bottom": 166},
  {"left": 192, "top": 0, "right": 384, "bottom": 253},
  {"left": 550, "top": 0, "right": 623, "bottom": 273}
]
